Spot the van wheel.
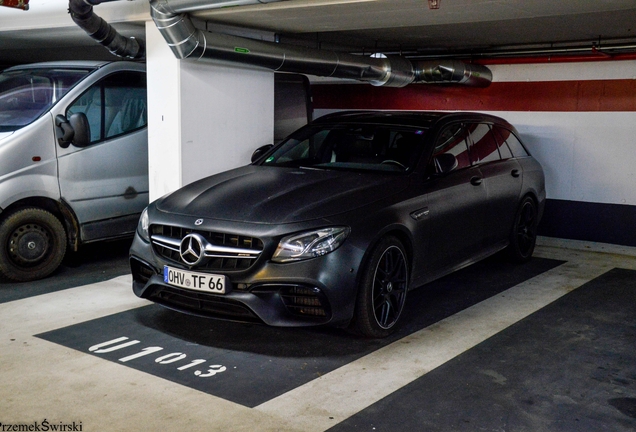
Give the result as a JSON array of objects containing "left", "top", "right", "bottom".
[
  {"left": 507, "top": 196, "right": 538, "bottom": 263},
  {"left": 0, "top": 208, "right": 67, "bottom": 282},
  {"left": 352, "top": 236, "right": 409, "bottom": 338}
]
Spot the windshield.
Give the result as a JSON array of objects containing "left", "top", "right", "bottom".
[
  {"left": 261, "top": 124, "right": 429, "bottom": 173},
  {"left": 0, "top": 67, "right": 92, "bottom": 132}
]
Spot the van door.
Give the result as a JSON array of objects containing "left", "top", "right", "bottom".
[{"left": 56, "top": 70, "right": 148, "bottom": 242}]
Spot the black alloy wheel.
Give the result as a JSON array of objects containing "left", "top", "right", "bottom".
[
  {"left": 508, "top": 196, "right": 538, "bottom": 263},
  {"left": 353, "top": 236, "right": 409, "bottom": 338},
  {"left": 0, "top": 208, "right": 67, "bottom": 282}
]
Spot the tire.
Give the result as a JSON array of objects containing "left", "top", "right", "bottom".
[
  {"left": 352, "top": 236, "right": 409, "bottom": 338},
  {"left": 0, "top": 208, "right": 67, "bottom": 282},
  {"left": 507, "top": 196, "right": 539, "bottom": 263}
]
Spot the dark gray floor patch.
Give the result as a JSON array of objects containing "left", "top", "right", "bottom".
[
  {"left": 329, "top": 268, "right": 636, "bottom": 432},
  {"left": 36, "top": 256, "right": 563, "bottom": 408},
  {"left": 0, "top": 239, "right": 131, "bottom": 303}
]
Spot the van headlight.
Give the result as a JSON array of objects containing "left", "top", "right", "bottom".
[
  {"left": 272, "top": 227, "right": 350, "bottom": 263},
  {"left": 137, "top": 207, "right": 150, "bottom": 242}
]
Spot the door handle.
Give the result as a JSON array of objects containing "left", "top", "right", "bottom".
[
  {"left": 470, "top": 176, "right": 483, "bottom": 186},
  {"left": 511, "top": 169, "right": 520, "bottom": 178}
]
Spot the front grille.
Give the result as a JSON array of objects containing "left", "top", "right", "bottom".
[
  {"left": 150, "top": 224, "right": 264, "bottom": 271},
  {"left": 148, "top": 286, "right": 262, "bottom": 322}
]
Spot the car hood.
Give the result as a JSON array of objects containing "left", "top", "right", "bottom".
[{"left": 156, "top": 165, "right": 408, "bottom": 224}]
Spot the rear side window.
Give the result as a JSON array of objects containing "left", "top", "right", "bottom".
[
  {"left": 467, "top": 123, "right": 500, "bottom": 164},
  {"left": 66, "top": 71, "right": 147, "bottom": 145},
  {"left": 488, "top": 125, "right": 512, "bottom": 159},
  {"left": 492, "top": 125, "right": 528, "bottom": 158}
]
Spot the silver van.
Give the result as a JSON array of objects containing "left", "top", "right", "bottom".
[{"left": 0, "top": 61, "right": 148, "bottom": 281}]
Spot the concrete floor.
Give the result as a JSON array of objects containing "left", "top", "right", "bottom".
[{"left": 1, "top": 237, "right": 635, "bottom": 431}]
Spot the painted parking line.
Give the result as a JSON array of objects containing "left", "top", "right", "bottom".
[
  {"left": 34, "top": 257, "right": 562, "bottom": 408},
  {"left": 330, "top": 267, "right": 636, "bottom": 431},
  {"left": 254, "top": 258, "right": 617, "bottom": 431}
]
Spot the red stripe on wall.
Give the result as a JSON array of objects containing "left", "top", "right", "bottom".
[{"left": 312, "top": 80, "right": 636, "bottom": 112}]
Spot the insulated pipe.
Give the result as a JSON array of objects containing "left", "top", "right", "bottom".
[
  {"left": 68, "top": 0, "right": 145, "bottom": 59},
  {"left": 149, "top": 0, "right": 491, "bottom": 87}
]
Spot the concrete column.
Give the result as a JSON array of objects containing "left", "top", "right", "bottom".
[{"left": 145, "top": 21, "right": 275, "bottom": 201}]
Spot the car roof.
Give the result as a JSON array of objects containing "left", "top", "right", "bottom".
[{"left": 312, "top": 110, "right": 513, "bottom": 129}]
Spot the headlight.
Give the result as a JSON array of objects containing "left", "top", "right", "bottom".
[
  {"left": 137, "top": 207, "right": 150, "bottom": 242},
  {"left": 272, "top": 227, "right": 350, "bottom": 263}
]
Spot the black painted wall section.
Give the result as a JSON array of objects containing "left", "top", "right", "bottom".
[{"left": 538, "top": 199, "right": 636, "bottom": 247}]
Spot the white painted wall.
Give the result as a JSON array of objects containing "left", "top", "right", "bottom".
[
  {"left": 494, "top": 111, "right": 636, "bottom": 206},
  {"left": 487, "top": 60, "right": 636, "bottom": 207},
  {"left": 315, "top": 60, "right": 636, "bottom": 208},
  {"left": 179, "top": 61, "right": 274, "bottom": 186},
  {"left": 146, "top": 21, "right": 182, "bottom": 202},
  {"left": 145, "top": 22, "right": 274, "bottom": 201}
]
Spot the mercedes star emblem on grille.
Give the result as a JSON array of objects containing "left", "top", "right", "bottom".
[{"left": 179, "top": 233, "right": 206, "bottom": 266}]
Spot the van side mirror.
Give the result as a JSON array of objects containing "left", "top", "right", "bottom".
[
  {"left": 55, "top": 115, "right": 73, "bottom": 148},
  {"left": 251, "top": 144, "right": 274, "bottom": 163},
  {"left": 69, "top": 113, "right": 90, "bottom": 147},
  {"left": 432, "top": 153, "right": 458, "bottom": 175},
  {"left": 55, "top": 113, "right": 91, "bottom": 148}
]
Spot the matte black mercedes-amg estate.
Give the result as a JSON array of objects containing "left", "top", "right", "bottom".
[{"left": 130, "top": 111, "right": 545, "bottom": 337}]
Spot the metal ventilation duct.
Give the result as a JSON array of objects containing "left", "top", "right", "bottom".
[
  {"left": 149, "top": 0, "right": 492, "bottom": 87},
  {"left": 69, "top": 0, "right": 492, "bottom": 87}
]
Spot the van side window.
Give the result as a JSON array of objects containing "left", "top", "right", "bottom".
[
  {"left": 491, "top": 125, "right": 529, "bottom": 158},
  {"left": 66, "top": 71, "right": 147, "bottom": 144},
  {"left": 432, "top": 123, "right": 471, "bottom": 170},
  {"left": 467, "top": 123, "right": 500, "bottom": 164}
]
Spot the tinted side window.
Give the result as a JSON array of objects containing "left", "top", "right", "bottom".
[
  {"left": 489, "top": 125, "right": 513, "bottom": 159},
  {"left": 67, "top": 71, "right": 147, "bottom": 145},
  {"left": 467, "top": 123, "right": 500, "bottom": 164},
  {"left": 433, "top": 123, "right": 471, "bottom": 170},
  {"left": 492, "top": 126, "right": 528, "bottom": 158}
]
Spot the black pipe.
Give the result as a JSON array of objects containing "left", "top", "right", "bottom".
[{"left": 68, "top": 0, "right": 145, "bottom": 59}]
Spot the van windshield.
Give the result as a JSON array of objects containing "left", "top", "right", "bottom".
[{"left": 0, "top": 67, "right": 92, "bottom": 132}]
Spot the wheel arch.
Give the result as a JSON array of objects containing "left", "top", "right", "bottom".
[
  {"left": 0, "top": 197, "right": 81, "bottom": 251},
  {"left": 355, "top": 224, "right": 414, "bottom": 289}
]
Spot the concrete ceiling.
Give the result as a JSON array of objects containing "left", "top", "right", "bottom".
[{"left": 1, "top": 0, "right": 636, "bottom": 67}]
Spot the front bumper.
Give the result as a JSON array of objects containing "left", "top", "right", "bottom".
[{"left": 129, "top": 231, "right": 364, "bottom": 328}]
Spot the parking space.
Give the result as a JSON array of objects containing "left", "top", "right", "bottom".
[{"left": 1, "top": 238, "right": 635, "bottom": 431}]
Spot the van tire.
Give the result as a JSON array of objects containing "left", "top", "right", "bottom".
[{"left": 0, "top": 208, "right": 67, "bottom": 282}]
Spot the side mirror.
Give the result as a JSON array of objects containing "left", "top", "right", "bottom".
[
  {"left": 55, "top": 113, "right": 91, "bottom": 148},
  {"left": 55, "top": 115, "right": 73, "bottom": 148},
  {"left": 432, "top": 153, "right": 458, "bottom": 175},
  {"left": 251, "top": 144, "right": 274, "bottom": 163},
  {"left": 69, "top": 113, "right": 90, "bottom": 147}
]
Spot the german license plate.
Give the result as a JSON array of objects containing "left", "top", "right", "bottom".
[{"left": 164, "top": 266, "right": 226, "bottom": 294}]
